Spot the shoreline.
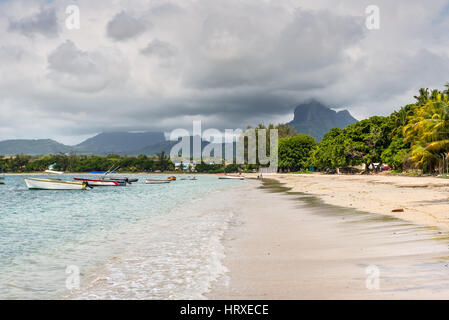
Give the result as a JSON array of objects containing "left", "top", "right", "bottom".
[
  {"left": 262, "top": 173, "right": 449, "bottom": 231},
  {"left": 208, "top": 178, "right": 449, "bottom": 299}
]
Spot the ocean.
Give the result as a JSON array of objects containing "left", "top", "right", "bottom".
[{"left": 0, "top": 174, "right": 243, "bottom": 299}]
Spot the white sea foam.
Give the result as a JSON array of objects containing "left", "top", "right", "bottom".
[{"left": 71, "top": 188, "right": 237, "bottom": 300}]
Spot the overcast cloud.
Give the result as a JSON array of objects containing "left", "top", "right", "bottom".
[{"left": 0, "top": 0, "right": 448, "bottom": 144}]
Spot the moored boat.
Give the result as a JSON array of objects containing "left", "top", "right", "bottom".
[
  {"left": 180, "top": 176, "right": 197, "bottom": 181},
  {"left": 112, "top": 177, "right": 139, "bottom": 183},
  {"left": 97, "top": 166, "right": 138, "bottom": 183},
  {"left": 98, "top": 176, "right": 138, "bottom": 183},
  {"left": 73, "top": 178, "right": 123, "bottom": 186},
  {"left": 24, "top": 177, "right": 89, "bottom": 190},
  {"left": 145, "top": 178, "right": 171, "bottom": 184},
  {"left": 218, "top": 175, "right": 245, "bottom": 180}
]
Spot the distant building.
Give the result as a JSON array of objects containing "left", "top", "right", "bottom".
[{"left": 174, "top": 162, "right": 196, "bottom": 171}]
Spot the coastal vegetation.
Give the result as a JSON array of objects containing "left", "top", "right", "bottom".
[
  {"left": 251, "top": 85, "right": 449, "bottom": 174},
  {"left": 308, "top": 86, "right": 449, "bottom": 174},
  {"left": 278, "top": 134, "right": 316, "bottom": 172},
  {"left": 0, "top": 153, "right": 243, "bottom": 173},
  {"left": 0, "top": 153, "right": 175, "bottom": 173}
]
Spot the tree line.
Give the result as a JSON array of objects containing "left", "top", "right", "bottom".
[
  {"left": 0, "top": 152, "right": 245, "bottom": 173},
  {"left": 0, "top": 152, "right": 177, "bottom": 173}
]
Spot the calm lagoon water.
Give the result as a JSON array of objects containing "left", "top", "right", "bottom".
[{"left": 0, "top": 174, "right": 242, "bottom": 299}]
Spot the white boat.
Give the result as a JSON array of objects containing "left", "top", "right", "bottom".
[
  {"left": 98, "top": 165, "right": 138, "bottom": 183},
  {"left": 146, "top": 178, "right": 171, "bottom": 184},
  {"left": 45, "top": 163, "right": 64, "bottom": 175},
  {"left": 73, "top": 178, "right": 123, "bottom": 186},
  {"left": 218, "top": 175, "right": 245, "bottom": 180},
  {"left": 45, "top": 169, "right": 64, "bottom": 175},
  {"left": 180, "top": 176, "right": 197, "bottom": 181},
  {"left": 24, "top": 177, "right": 89, "bottom": 190}
]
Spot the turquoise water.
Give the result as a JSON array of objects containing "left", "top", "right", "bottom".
[{"left": 0, "top": 174, "right": 242, "bottom": 299}]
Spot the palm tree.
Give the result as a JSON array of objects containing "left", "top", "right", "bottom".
[
  {"left": 414, "top": 88, "right": 430, "bottom": 105},
  {"left": 443, "top": 83, "right": 449, "bottom": 96},
  {"left": 157, "top": 151, "right": 170, "bottom": 172},
  {"left": 404, "top": 92, "right": 449, "bottom": 172}
]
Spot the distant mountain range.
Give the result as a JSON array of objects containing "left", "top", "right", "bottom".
[
  {"left": 73, "top": 132, "right": 166, "bottom": 154},
  {"left": 0, "top": 101, "right": 358, "bottom": 155},
  {"left": 0, "top": 132, "right": 167, "bottom": 156},
  {"left": 0, "top": 139, "right": 72, "bottom": 155},
  {"left": 0, "top": 133, "right": 232, "bottom": 157},
  {"left": 288, "top": 100, "right": 358, "bottom": 141}
]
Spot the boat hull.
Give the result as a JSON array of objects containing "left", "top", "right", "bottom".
[
  {"left": 146, "top": 179, "right": 171, "bottom": 184},
  {"left": 99, "top": 177, "right": 139, "bottom": 183},
  {"left": 24, "top": 178, "right": 87, "bottom": 190},
  {"left": 218, "top": 176, "right": 245, "bottom": 180},
  {"left": 74, "top": 178, "right": 120, "bottom": 186}
]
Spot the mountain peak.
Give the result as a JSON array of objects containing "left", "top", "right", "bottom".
[{"left": 289, "top": 100, "right": 357, "bottom": 141}]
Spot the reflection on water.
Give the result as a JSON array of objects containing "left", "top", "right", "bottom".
[{"left": 259, "top": 178, "right": 449, "bottom": 298}]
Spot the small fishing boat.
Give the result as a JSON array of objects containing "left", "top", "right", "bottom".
[
  {"left": 24, "top": 177, "right": 90, "bottom": 190},
  {"left": 73, "top": 178, "right": 124, "bottom": 186},
  {"left": 45, "top": 163, "right": 64, "bottom": 175},
  {"left": 180, "top": 176, "right": 197, "bottom": 181},
  {"left": 167, "top": 176, "right": 177, "bottom": 181},
  {"left": 110, "top": 177, "right": 139, "bottom": 183},
  {"left": 97, "top": 166, "right": 138, "bottom": 183},
  {"left": 146, "top": 178, "right": 171, "bottom": 184},
  {"left": 218, "top": 175, "right": 245, "bottom": 180}
]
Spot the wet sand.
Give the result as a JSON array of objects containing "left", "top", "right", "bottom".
[
  {"left": 266, "top": 173, "right": 449, "bottom": 231},
  {"left": 208, "top": 179, "right": 449, "bottom": 299}
]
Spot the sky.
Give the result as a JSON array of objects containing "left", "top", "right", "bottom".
[{"left": 0, "top": 0, "right": 449, "bottom": 145}]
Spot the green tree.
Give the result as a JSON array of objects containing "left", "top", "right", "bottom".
[
  {"left": 156, "top": 151, "right": 173, "bottom": 172},
  {"left": 278, "top": 134, "right": 316, "bottom": 172}
]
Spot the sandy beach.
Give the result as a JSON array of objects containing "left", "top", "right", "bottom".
[
  {"left": 209, "top": 176, "right": 449, "bottom": 299},
  {"left": 266, "top": 174, "right": 449, "bottom": 231}
]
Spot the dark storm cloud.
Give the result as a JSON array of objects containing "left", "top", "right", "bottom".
[
  {"left": 1, "top": 0, "right": 449, "bottom": 144},
  {"left": 183, "top": 8, "right": 365, "bottom": 90},
  {"left": 106, "top": 11, "right": 148, "bottom": 41},
  {"left": 46, "top": 40, "right": 128, "bottom": 92},
  {"left": 140, "top": 39, "right": 176, "bottom": 57},
  {"left": 48, "top": 40, "right": 95, "bottom": 74},
  {"left": 8, "top": 8, "right": 58, "bottom": 37}
]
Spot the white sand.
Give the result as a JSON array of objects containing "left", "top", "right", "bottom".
[
  {"left": 265, "top": 174, "right": 449, "bottom": 231},
  {"left": 208, "top": 178, "right": 449, "bottom": 299}
]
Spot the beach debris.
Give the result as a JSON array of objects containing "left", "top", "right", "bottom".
[{"left": 392, "top": 209, "right": 404, "bottom": 213}]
